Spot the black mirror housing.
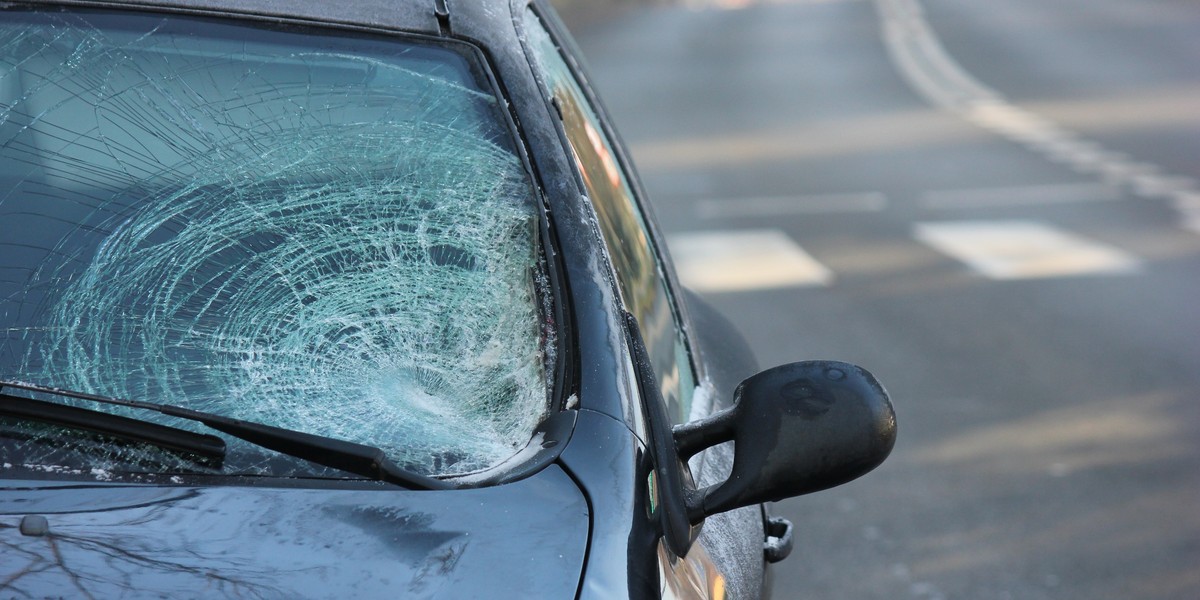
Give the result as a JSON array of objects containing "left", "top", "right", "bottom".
[{"left": 675, "top": 361, "right": 896, "bottom": 523}]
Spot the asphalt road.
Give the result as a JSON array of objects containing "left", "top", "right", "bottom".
[{"left": 564, "top": 1, "right": 1200, "bottom": 598}]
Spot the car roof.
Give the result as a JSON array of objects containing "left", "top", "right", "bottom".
[{"left": 5, "top": 0, "right": 511, "bottom": 35}]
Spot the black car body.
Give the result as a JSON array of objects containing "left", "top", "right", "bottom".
[{"left": 0, "top": 1, "right": 895, "bottom": 597}]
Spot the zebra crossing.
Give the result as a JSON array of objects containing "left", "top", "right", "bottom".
[
  {"left": 668, "top": 229, "right": 833, "bottom": 292},
  {"left": 912, "top": 220, "right": 1140, "bottom": 280},
  {"left": 667, "top": 220, "right": 1146, "bottom": 293}
]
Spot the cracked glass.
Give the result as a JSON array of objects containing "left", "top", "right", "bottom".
[{"left": 0, "top": 9, "right": 553, "bottom": 480}]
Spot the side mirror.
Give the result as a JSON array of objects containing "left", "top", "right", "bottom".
[{"left": 675, "top": 361, "right": 896, "bottom": 523}]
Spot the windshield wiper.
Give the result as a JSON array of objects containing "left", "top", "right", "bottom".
[
  {"left": 0, "top": 393, "right": 226, "bottom": 467},
  {"left": 0, "top": 381, "right": 450, "bottom": 490}
]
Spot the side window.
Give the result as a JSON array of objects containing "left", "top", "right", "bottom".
[{"left": 523, "top": 8, "right": 695, "bottom": 421}]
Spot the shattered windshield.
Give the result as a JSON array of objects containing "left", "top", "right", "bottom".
[{"left": 0, "top": 10, "right": 553, "bottom": 479}]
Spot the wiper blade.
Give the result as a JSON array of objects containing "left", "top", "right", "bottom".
[
  {"left": 0, "top": 393, "right": 226, "bottom": 466},
  {"left": 0, "top": 381, "right": 450, "bottom": 490}
]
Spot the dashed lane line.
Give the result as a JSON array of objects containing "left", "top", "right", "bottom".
[
  {"left": 697, "top": 183, "right": 1122, "bottom": 216},
  {"left": 696, "top": 192, "right": 888, "bottom": 219},
  {"left": 920, "top": 182, "right": 1122, "bottom": 210}
]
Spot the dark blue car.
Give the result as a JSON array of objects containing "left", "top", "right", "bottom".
[{"left": 0, "top": 1, "right": 896, "bottom": 597}]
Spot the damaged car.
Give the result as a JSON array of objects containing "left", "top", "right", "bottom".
[{"left": 0, "top": 0, "right": 896, "bottom": 597}]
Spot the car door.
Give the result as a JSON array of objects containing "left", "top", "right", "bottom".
[{"left": 517, "top": 3, "right": 767, "bottom": 597}]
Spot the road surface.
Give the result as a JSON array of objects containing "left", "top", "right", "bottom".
[{"left": 566, "top": 0, "right": 1200, "bottom": 598}]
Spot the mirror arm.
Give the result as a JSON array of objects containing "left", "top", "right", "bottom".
[
  {"left": 683, "top": 457, "right": 763, "bottom": 525},
  {"left": 684, "top": 484, "right": 720, "bottom": 525},
  {"left": 671, "top": 407, "right": 735, "bottom": 460}
]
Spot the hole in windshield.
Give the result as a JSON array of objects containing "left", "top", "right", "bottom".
[{"left": 0, "top": 9, "right": 554, "bottom": 479}]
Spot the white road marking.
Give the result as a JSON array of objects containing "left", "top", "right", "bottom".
[
  {"left": 696, "top": 192, "right": 887, "bottom": 219},
  {"left": 914, "top": 221, "right": 1140, "bottom": 280},
  {"left": 683, "top": 0, "right": 858, "bottom": 9},
  {"left": 920, "top": 183, "right": 1122, "bottom": 210},
  {"left": 875, "top": 0, "right": 1200, "bottom": 233},
  {"left": 877, "top": 0, "right": 997, "bottom": 108},
  {"left": 1172, "top": 191, "right": 1200, "bottom": 234},
  {"left": 667, "top": 229, "right": 832, "bottom": 292}
]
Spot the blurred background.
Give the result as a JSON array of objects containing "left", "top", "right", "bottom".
[{"left": 550, "top": 0, "right": 1200, "bottom": 598}]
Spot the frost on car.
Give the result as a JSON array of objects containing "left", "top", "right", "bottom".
[{"left": 0, "top": 11, "right": 553, "bottom": 477}]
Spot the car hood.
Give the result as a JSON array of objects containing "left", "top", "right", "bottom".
[{"left": 0, "top": 466, "right": 589, "bottom": 598}]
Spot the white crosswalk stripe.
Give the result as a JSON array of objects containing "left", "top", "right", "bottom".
[
  {"left": 667, "top": 229, "right": 833, "bottom": 292},
  {"left": 913, "top": 220, "right": 1141, "bottom": 280},
  {"left": 666, "top": 221, "right": 1146, "bottom": 292}
]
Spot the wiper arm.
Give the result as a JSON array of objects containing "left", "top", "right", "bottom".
[
  {"left": 0, "top": 393, "right": 226, "bottom": 466},
  {"left": 0, "top": 381, "right": 450, "bottom": 490}
]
